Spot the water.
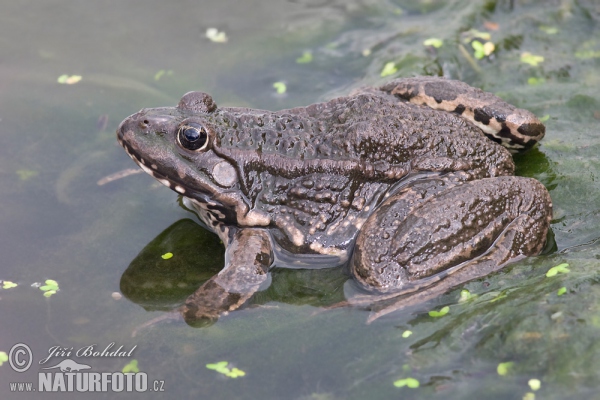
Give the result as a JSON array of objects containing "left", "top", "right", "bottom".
[{"left": 0, "top": 0, "right": 599, "bottom": 398}]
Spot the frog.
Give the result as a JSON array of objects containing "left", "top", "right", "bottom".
[{"left": 117, "top": 77, "right": 552, "bottom": 324}]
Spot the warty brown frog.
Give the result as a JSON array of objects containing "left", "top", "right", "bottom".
[{"left": 117, "top": 77, "right": 552, "bottom": 323}]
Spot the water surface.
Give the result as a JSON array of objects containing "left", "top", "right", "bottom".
[{"left": 1, "top": 0, "right": 599, "bottom": 398}]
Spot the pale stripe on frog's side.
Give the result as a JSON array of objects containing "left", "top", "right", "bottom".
[{"left": 116, "top": 76, "right": 551, "bottom": 325}]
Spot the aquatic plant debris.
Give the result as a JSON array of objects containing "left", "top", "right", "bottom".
[
  {"left": 497, "top": 361, "right": 514, "bottom": 376},
  {"left": 539, "top": 25, "right": 558, "bottom": 34},
  {"left": 520, "top": 52, "right": 544, "bottom": 66},
  {"left": 472, "top": 40, "right": 495, "bottom": 59},
  {"left": 402, "top": 330, "right": 412, "bottom": 338},
  {"left": 428, "top": 306, "right": 449, "bottom": 317},
  {"left": 296, "top": 51, "right": 313, "bottom": 64},
  {"left": 459, "top": 289, "right": 473, "bottom": 302},
  {"left": 380, "top": 62, "right": 398, "bottom": 77},
  {"left": 205, "top": 28, "right": 228, "bottom": 43},
  {"left": 273, "top": 82, "right": 287, "bottom": 94},
  {"left": 490, "top": 291, "right": 507, "bottom": 303},
  {"left": 57, "top": 75, "right": 82, "bottom": 85},
  {"left": 528, "top": 378, "right": 541, "bottom": 391},
  {"left": 16, "top": 169, "right": 38, "bottom": 181},
  {"left": 393, "top": 378, "right": 420, "bottom": 388},
  {"left": 0, "top": 352, "right": 8, "bottom": 366},
  {"left": 2, "top": 281, "right": 17, "bottom": 289},
  {"left": 39, "top": 279, "right": 59, "bottom": 297},
  {"left": 523, "top": 393, "right": 535, "bottom": 400},
  {"left": 206, "top": 361, "right": 246, "bottom": 378},
  {"left": 122, "top": 360, "right": 139, "bottom": 373},
  {"left": 557, "top": 287, "right": 567, "bottom": 296},
  {"left": 161, "top": 252, "right": 173, "bottom": 260},
  {"left": 527, "top": 77, "right": 545, "bottom": 86},
  {"left": 574, "top": 39, "right": 600, "bottom": 60},
  {"left": 423, "top": 38, "right": 443, "bottom": 48},
  {"left": 154, "top": 69, "right": 173, "bottom": 81},
  {"left": 546, "top": 263, "right": 570, "bottom": 277},
  {"left": 539, "top": 115, "right": 550, "bottom": 122},
  {"left": 462, "top": 29, "right": 491, "bottom": 42}
]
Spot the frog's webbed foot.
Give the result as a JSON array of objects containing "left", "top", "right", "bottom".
[
  {"left": 179, "top": 228, "right": 273, "bottom": 326},
  {"left": 351, "top": 176, "right": 552, "bottom": 323}
]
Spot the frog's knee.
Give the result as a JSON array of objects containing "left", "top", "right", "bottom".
[{"left": 351, "top": 176, "right": 551, "bottom": 291}]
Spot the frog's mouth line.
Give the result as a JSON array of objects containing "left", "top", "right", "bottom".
[{"left": 118, "top": 133, "right": 235, "bottom": 217}]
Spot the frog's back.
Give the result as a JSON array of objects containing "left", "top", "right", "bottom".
[{"left": 213, "top": 88, "right": 514, "bottom": 181}]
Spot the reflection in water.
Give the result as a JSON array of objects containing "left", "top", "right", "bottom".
[{"left": 120, "top": 218, "right": 347, "bottom": 327}]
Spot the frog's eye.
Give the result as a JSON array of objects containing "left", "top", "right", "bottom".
[{"left": 177, "top": 123, "right": 209, "bottom": 151}]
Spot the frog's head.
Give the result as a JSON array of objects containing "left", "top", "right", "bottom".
[{"left": 117, "top": 92, "right": 269, "bottom": 227}]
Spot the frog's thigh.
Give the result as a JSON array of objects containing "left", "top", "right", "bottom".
[
  {"left": 352, "top": 176, "right": 552, "bottom": 291},
  {"left": 181, "top": 228, "right": 273, "bottom": 323}
]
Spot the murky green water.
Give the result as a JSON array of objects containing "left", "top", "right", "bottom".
[{"left": 1, "top": 0, "right": 599, "bottom": 398}]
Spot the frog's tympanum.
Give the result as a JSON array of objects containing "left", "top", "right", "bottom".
[{"left": 117, "top": 77, "right": 552, "bottom": 323}]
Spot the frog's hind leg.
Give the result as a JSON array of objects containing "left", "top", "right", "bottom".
[
  {"left": 179, "top": 228, "right": 273, "bottom": 326},
  {"left": 350, "top": 176, "right": 552, "bottom": 322},
  {"left": 379, "top": 77, "right": 545, "bottom": 152}
]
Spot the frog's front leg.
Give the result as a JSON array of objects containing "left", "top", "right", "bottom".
[
  {"left": 350, "top": 176, "right": 552, "bottom": 320},
  {"left": 179, "top": 228, "right": 273, "bottom": 325}
]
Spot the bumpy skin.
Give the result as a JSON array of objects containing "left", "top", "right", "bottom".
[{"left": 117, "top": 77, "right": 552, "bottom": 322}]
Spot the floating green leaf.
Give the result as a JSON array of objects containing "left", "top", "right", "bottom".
[
  {"left": 497, "top": 361, "right": 514, "bottom": 376},
  {"left": 16, "top": 169, "right": 38, "bottom": 181},
  {"left": 393, "top": 378, "right": 420, "bottom": 388},
  {"left": 428, "top": 306, "right": 449, "bottom": 317},
  {"left": 459, "top": 289, "right": 473, "bottom": 302},
  {"left": 539, "top": 26, "right": 558, "bottom": 35},
  {"left": 57, "top": 75, "right": 82, "bottom": 85},
  {"left": 521, "top": 52, "right": 544, "bottom": 66},
  {"left": 40, "top": 279, "right": 59, "bottom": 297},
  {"left": 296, "top": 51, "right": 313, "bottom": 64},
  {"left": 557, "top": 287, "right": 567, "bottom": 296},
  {"left": 527, "top": 77, "right": 546, "bottom": 86},
  {"left": 2, "top": 281, "right": 17, "bottom": 289},
  {"left": 122, "top": 360, "right": 139, "bottom": 373},
  {"left": 539, "top": 115, "right": 550, "bottom": 122},
  {"left": 228, "top": 368, "right": 246, "bottom": 378},
  {"left": 472, "top": 40, "right": 495, "bottom": 59},
  {"left": 528, "top": 378, "right": 541, "bottom": 391},
  {"left": 423, "top": 38, "right": 443, "bottom": 48},
  {"left": 546, "top": 263, "right": 570, "bottom": 277},
  {"left": 161, "top": 252, "right": 174, "bottom": 260},
  {"left": 154, "top": 69, "right": 173, "bottom": 81},
  {"left": 402, "top": 330, "right": 412, "bottom": 338},
  {"left": 0, "top": 351, "right": 8, "bottom": 366},
  {"left": 380, "top": 62, "right": 398, "bottom": 77},
  {"left": 575, "top": 50, "right": 600, "bottom": 59},
  {"left": 273, "top": 82, "right": 287, "bottom": 94},
  {"left": 206, "top": 361, "right": 246, "bottom": 378},
  {"left": 206, "top": 28, "right": 228, "bottom": 43}
]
